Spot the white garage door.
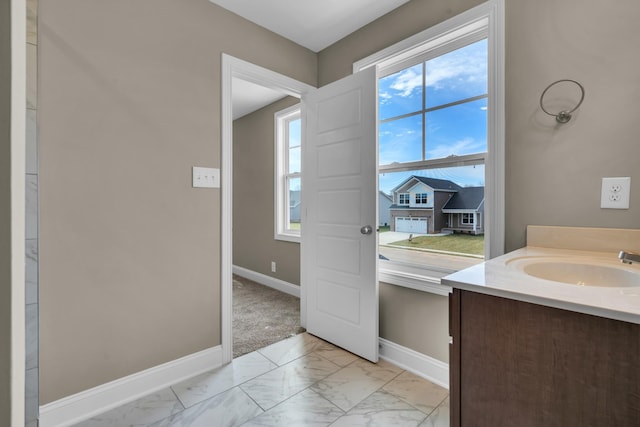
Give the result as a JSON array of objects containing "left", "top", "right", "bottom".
[{"left": 395, "top": 217, "right": 427, "bottom": 234}]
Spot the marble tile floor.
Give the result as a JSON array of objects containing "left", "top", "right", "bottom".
[{"left": 74, "top": 333, "right": 449, "bottom": 427}]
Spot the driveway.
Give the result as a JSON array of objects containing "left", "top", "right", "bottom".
[
  {"left": 379, "top": 245, "right": 483, "bottom": 271},
  {"left": 378, "top": 231, "right": 444, "bottom": 245},
  {"left": 377, "top": 231, "right": 483, "bottom": 271}
]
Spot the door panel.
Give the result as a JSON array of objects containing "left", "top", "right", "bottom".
[
  {"left": 317, "top": 190, "right": 360, "bottom": 224},
  {"left": 302, "top": 67, "right": 378, "bottom": 362},
  {"left": 316, "top": 139, "right": 361, "bottom": 177},
  {"left": 317, "top": 279, "right": 360, "bottom": 324},
  {"left": 317, "top": 235, "right": 361, "bottom": 274}
]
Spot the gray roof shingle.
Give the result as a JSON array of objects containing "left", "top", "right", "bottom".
[
  {"left": 412, "top": 176, "right": 462, "bottom": 191},
  {"left": 442, "top": 187, "right": 484, "bottom": 211},
  {"left": 392, "top": 175, "right": 462, "bottom": 193}
]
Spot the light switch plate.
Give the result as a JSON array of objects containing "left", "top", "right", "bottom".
[
  {"left": 600, "top": 177, "right": 630, "bottom": 209},
  {"left": 192, "top": 167, "right": 220, "bottom": 188}
]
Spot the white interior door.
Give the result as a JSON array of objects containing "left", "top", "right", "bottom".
[{"left": 301, "top": 67, "right": 378, "bottom": 362}]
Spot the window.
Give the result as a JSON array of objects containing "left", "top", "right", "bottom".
[
  {"left": 354, "top": 1, "right": 504, "bottom": 294},
  {"left": 275, "top": 104, "right": 302, "bottom": 242},
  {"left": 378, "top": 40, "right": 488, "bottom": 166},
  {"left": 399, "top": 193, "right": 410, "bottom": 205},
  {"left": 379, "top": 38, "right": 488, "bottom": 166},
  {"left": 462, "top": 213, "right": 475, "bottom": 224},
  {"left": 378, "top": 36, "right": 488, "bottom": 276}
]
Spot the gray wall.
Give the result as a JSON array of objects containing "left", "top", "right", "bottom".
[
  {"left": 503, "top": 0, "right": 640, "bottom": 251},
  {"left": 38, "top": 0, "right": 316, "bottom": 404},
  {"left": 233, "top": 97, "right": 301, "bottom": 286},
  {"left": 0, "top": 0, "right": 13, "bottom": 421},
  {"left": 380, "top": 283, "right": 449, "bottom": 362}
]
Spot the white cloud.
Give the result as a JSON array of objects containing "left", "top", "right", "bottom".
[
  {"left": 426, "top": 137, "right": 483, "bottom": 159},
  {"left": 378, "top": 91, "right": 392, "bottom": 106},
  {"left": 389, "top": 68, "right": 422, "bottom": 98},
  {"left": 425, "top": 43, "right": 487, "bottom": 91}
]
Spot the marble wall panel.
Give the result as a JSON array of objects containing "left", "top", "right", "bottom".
[
  {"left": 26, "top": 304, "right": 38, "bottom": 370},
  {"left": 26, "top": 43, "right": 37, "bottom": 110},
  {"left": 25, "top": 368, "right": 38, "bottom": 424},
  {"left": 26, "top": 109, "right": 37, "bottom": 174},
  {"left": 27, "top": 0, "right": 38, "bottom": 45},
  {"left": 25, "top": 239, "right": 38, "bottom": 305},
  {"left": 25, "top": 174, "right": 38, "bottom": 239}
]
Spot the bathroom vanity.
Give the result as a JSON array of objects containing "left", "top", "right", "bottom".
[{"left": 443, "top": 226, "right": 640, "bottom": 426}]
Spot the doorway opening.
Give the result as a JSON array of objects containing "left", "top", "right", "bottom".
[{"left": 221, "top": 55, "right": 314, "bottom": 362}]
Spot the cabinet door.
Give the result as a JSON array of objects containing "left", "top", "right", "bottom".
[{"left": 457, "top": 290, "right": 640, "bottom": 426}]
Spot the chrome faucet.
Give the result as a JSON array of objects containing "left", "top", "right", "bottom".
[{"left": 619, "top": 250, "right": 640, "bottom": 264}]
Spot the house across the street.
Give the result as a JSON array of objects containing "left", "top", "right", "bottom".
[
  {"left": 289, "top": 190, "right": 301, "bottom": 223},
  {"left": 389, "top": 176, "right": 484, "bottom": 235},
  {"left": 379, "top": 191, "right": 393, "bottom": 227}
]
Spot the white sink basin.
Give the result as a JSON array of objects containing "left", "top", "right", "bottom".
[{"left": 506, "top": 257, "right": 640, "bottom": 287}]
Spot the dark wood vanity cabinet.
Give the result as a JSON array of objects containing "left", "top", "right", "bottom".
[{"left": 449, "top": 288, "right": 640, "bottom": 427}]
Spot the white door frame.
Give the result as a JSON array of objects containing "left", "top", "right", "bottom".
[
  {"left": 8, "top": 0, "right": 27, "bottom": 423},
  {"left": 220, "top": 54, "right": 314, "bottom": 363}
]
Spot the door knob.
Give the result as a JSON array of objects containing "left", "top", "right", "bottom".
[{"left": 360, "top": 225, "right": 373, "bottom": 235}]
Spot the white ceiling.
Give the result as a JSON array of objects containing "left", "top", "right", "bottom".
[
  {"left": 210, "top": 0, "right": 410, "bottom": 52},
  {"left": 223, "top": 0, "right": 410, "bottom": 119},
  {"left": 232, "top": 78, "right": 287, "bottom": 120}
]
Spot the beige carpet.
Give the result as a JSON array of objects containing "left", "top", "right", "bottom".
[{"left": 232, "top": 275, "right": 305, "bottom": 358}]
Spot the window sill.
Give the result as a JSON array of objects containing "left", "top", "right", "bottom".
[
  {"left": 379, "top": 265, "right": 453, "bottom": 296},
  {"left": 275, "top": 232, "right": 301, "bottom": 244}
]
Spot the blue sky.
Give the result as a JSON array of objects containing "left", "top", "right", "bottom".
[
  {"left": 378, "top": 39, "right": 488, "bottom": 193},
  {"left": 287, "top": 118, "right": 302, "bottom": 191},
  {"left": 288, "top": 118, "right": 302, "bottom": 174}
]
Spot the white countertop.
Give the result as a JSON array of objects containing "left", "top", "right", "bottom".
[{"left": 442, "top": 246, "right": 640, "bottom": 324}]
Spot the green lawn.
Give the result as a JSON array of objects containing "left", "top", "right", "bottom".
[{"left": 389, "top": 233, "right": 484, "bottom": 256}]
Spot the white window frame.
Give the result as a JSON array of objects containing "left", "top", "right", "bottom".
[
  {"left": 398, "top": 193, "right": 410, "bottom": 205},
  {"left": 462, "top": 213, "right": 475, "bottom": 224},
  {"left": 415, "top": 193, "right": 428, "bottom": 204},
  {"left": 274, "top": 104, "right": 302, "bottom": 243},
  {"left": 354, "top": 0, "right": 505, "bottom": 296}
]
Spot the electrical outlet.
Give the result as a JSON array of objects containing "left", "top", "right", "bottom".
[
  {"left": 271, "top": 261, "right": 276, "bottom": 273},
  {"left": 601, "top": 177, "right": 630, "bottom": 209}
]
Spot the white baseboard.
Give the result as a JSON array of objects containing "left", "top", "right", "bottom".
[
  {"left": 379, "top": 338, "right": 449, "bottom": 390},
  {"left": 233, "top": 265, "right": 300, "bottom": 298},
  {"left": 39, "top": 346, "right": 223, "bottom": 427}
]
